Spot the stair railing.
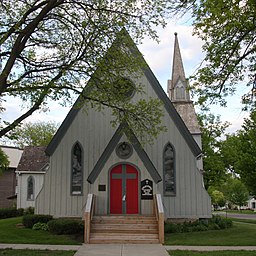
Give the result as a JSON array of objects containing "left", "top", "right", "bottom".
[
  {"left": 84, "top": 193, "right": 95, "bottom": 243},
  {"left": 153, "top": 194, "right": 164, "bottom": 244}
]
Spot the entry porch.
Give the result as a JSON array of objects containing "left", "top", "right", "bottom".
[{"left": 84, "top": 194, "right": 164, "bottom": 244}]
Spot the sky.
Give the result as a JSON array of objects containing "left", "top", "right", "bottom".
[
  {"left": 138, "top": 21, "right": 249, "bottom": 134},
  {"left": 2, "top": 20, "right": 250, "bottom": 135}
]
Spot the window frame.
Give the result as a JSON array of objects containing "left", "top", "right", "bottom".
[
  {"left": 163, "top": 142, "right": 176, "bottom": 196},
  {"left": 71, "top": 141, "right": 83, "bottom": 196},
  {"left": 27, "top": 175, "right": 35, "bottom": 201}
]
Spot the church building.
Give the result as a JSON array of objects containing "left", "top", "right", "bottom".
[{"left": 35, "top": 31, "right": 211, "bottom": 243}]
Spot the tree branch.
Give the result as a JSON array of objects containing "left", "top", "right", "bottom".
[{"left": 0, "top": 0, "right": 64, "bottom": 95}]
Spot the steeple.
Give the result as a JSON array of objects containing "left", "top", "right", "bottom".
[
  {"left": 167, "top": 32, "right": 203, "bottom": 172},
  {"left": 172, "top": 32, "right": 186, "bottom": 86},
  {"left": 168, "top": 32, "right": 190, "bottom": 102},
  {"left": 167, "top": 32, "right": 201, "bottom": 137}
]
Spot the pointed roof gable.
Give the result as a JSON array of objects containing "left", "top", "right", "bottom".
[
  {"left": 87, "top": 123, "right": 162, "bottom": 184},
  {"left": 46, "top": 29, "right": 201, "bottom": 158}
]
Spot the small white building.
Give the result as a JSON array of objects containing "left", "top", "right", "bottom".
[
  {"left": 247, "top": 196, "right": 256, "bottom": 210},
  {"left": 16, "top": 146, "right": 49, "bottom": 209}
]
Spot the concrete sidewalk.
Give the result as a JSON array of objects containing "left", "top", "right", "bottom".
[
  {"left": 75, "top": 244, "right": 169, "bottom": 256},
  {"left": 165, "top": 245, "right": 256, "bottom": 251},
  {"left": 0, "top": 244, "right": 169, "bottom": 256},
  {"left": 1, "top": 243, "right": 256, "bottom": 255}
]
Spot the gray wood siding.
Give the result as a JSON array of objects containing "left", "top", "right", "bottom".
[
  {"left": 36, "top": 71, "right": 211, "bottom": 219},
  {"left": 136, "top": 75, "right": 211, "bottom": 219},
  {"left": 36, "top": 107, "right": 116, "bottom": 217}
]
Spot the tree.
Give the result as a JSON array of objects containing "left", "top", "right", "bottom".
[
  {"left": 0, "top": 148, "right": 9, "bottom": 174},
  {"left": 238, "top": 110, "right": 256, "bottom": 194},
  {"left": 225, "top": 178, "right": 249, "bottom": 209},
  {"left": 5, "top": 121, "right": 58, "bottom": 147},
  {"left": 172, "top": 0, "right": 256, "bottom": 108},
  {"left": 198, "top": 113, "right": 229, "bottom": 189},
  {"left": 222, "top": 110, "right": 256, "bottom": 194},
  {"left": 208, "top": 188, "right": 226, "bottom": 210},
  {"left": 220, "top": 135, "right": 240, "bottom": 175},
  {"left": 0, "top": 0, "right": 173, "bottom": 142}
]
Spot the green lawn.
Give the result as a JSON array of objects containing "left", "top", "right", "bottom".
[
  {"left": 231, "top": 219, "right": 256, "bottom": 225},
  {"left": 165, "top": 222, "right": 256, "bottom": 246},
  {"left": 168, "top": 251, "right": 256, "bottom": 256},
  {"left": 216, "top": 210, "right": 256, "bottom": 215},
  {"left": 0, "top": 249, "right": 75, "bottom": 256},
  {"left": 227, "top": 210, "right": 256, "bottom": 214},
  {"left": 0, "top": 217, "right": 81, "bottom": 245}
]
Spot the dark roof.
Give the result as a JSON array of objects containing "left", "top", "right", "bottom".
[
  {"left": 87, "top": 123, "right": 162, "bottom": 184},
  {"left": 46, "top": 29, "right": 201, "bottom": 157},
  {"left": 17, "top": 146, "right": 49, "bottom": 172}
]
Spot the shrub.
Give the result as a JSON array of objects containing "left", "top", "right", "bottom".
[
  {"left": 192, "top": 224, "right": 208, "bottom": 232},
  {"left": 22, "top": 214, "right": 53, "bottom": 228},
  {"left": 208, "top": 223, "right": 221, "bottom": 230},
  {"left": 32, "top": 222, "right": 49, "bottom": 231},
  {"left": 209, "top": 215, "right": 233, "bottom": 229},
  {"left": 164, "top": 215, "right": 233, "bottom": 234},
  {"left": 17, "top": 208, "right": 24, "bottom": 216},
  {"left": 48, "top": 219, "right": 84, "bottom": 235},
  {"left": 24, "top": 207, "right": 34, "bottom": 215},
  {"left": 0, "top": 208, "right": 24, "bottom": 219},
  {"left": 164, "top": 222, "right": 182, "bottom": 233}
]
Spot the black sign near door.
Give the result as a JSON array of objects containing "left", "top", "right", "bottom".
[{"left": 141, "top": 179, "right": 153, "bottom": 200}]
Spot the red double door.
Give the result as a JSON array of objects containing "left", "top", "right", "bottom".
[{"left": 110, "top": 164, "right": 139, "bottom": 214}]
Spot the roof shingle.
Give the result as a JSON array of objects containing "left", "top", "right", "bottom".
[{"left": 17, "top": 146, "right": 49, "bottom": 172}]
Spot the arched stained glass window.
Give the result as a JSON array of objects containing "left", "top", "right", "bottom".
[
  {"left": 163, "top": 143, "right": 176, "bottom": 196},
  {"left": 27, "top": 176, "right": 34, "bottom": 200},
  {"left": 71, "top": 142, "right": 83, "bottom": 195}
]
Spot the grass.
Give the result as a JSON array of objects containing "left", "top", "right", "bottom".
[
  {"left": 168, "top": 251, "right": 256, "bottom": 256},
  {"left": 216, "top": 210, "right": 256, "bottom": 215},
  {"left": 0, "top": 217, "right": 81, "bottom": 245},
  {"left": 0, "top": 249, "right": 75, "bottom": 255},
  {"left": 230, "top": 218, "right": 256, "bottom": 225},
  {"left": 165, "top": 222, "right": 256, "bottom": 246}
]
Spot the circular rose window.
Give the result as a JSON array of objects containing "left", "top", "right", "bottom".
[
  {"left": 116, "top": 142, "right": 133, "bottom": 159},
  {"left": 113, "top": 77, "right": 135, "bottom": 100}
]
